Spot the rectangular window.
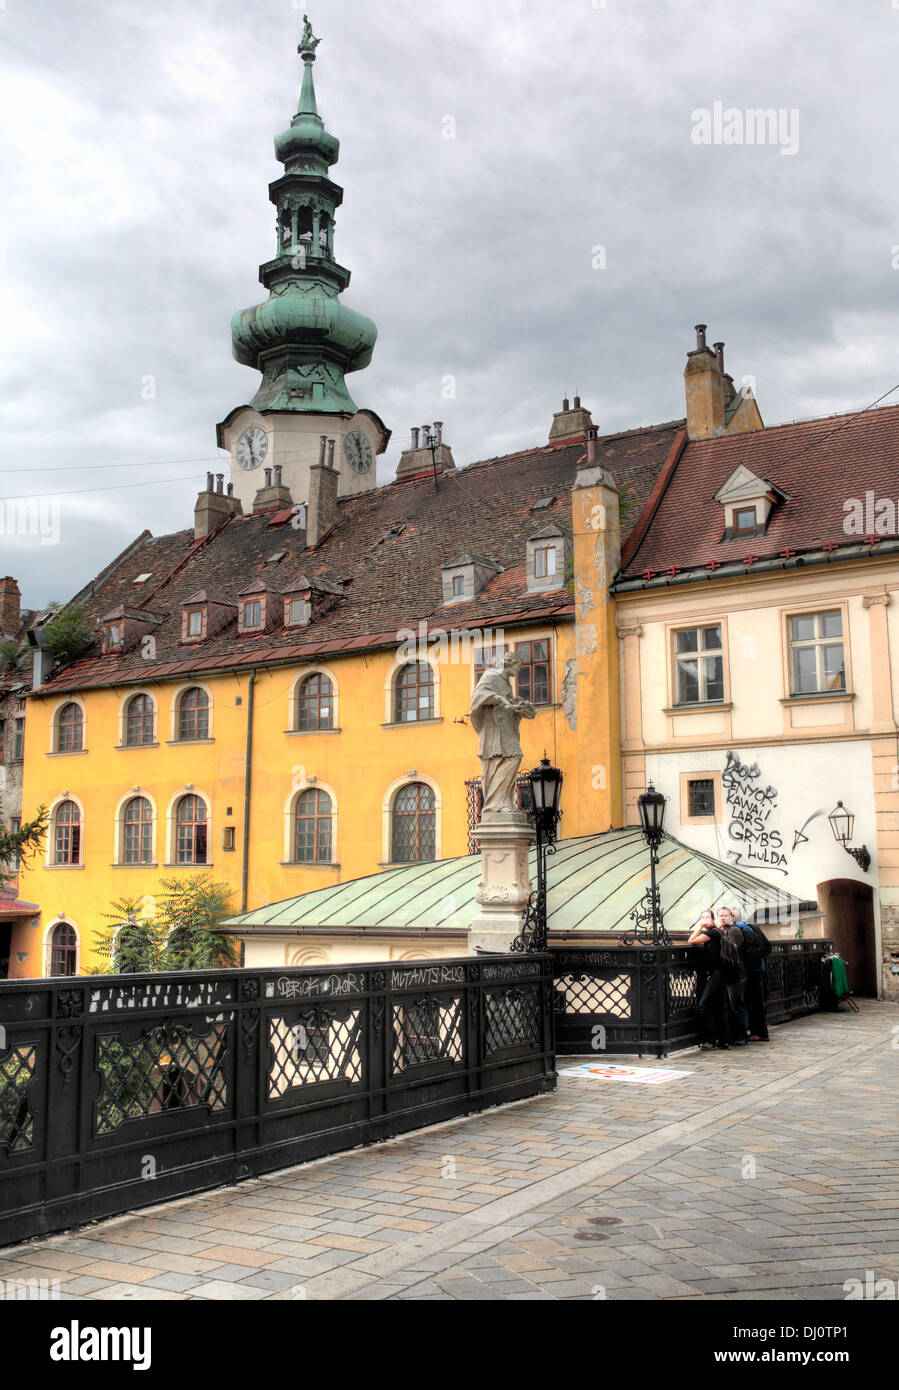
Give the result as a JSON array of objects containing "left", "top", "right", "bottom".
[
  {"left": 534, "top": 546, "right": 557, "bottom": 580},
  {"left": 287, "top": 598, "right": 308, "bottom": 626},
  {"left": 733, "top": 506, "right": 758, "bottom": 534},
  {"left": 789, "top": 610, "right": 845, "bottom": 695},
  {"left": 452, "top": 575, "right": 465, "bottom": 597},
  {"left": 688, "top": 779, "right": 716, "bottom": 818},
  {"left": 0, "top": 720, "right": 4, "bottom": 762},
  {"left": 515, "top": 640, "right": 551, "bottom": 706},
  {"left": 242, "top": 600, "right": 262, "bottom": 630},
  {"left": 188, "top": 610, "right": 203, "bottom": 637},
  {"left": 106, "top": 624, "right": 123, "bottom": 649},
  {"left": 674, "top": 626, "right": 724, "bottom": 704},
  {"left": 12, "top": 717, "right": 24, "bottom": 763}
]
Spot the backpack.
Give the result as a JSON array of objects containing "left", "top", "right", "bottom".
[{"left": 715, "top": 926, "right": 743, "bottom": 980}]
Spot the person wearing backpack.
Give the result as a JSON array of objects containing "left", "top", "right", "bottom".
[
  {"left": 688, "top": 909, "right": 731, "bottom": 1050},
  {"left": 732, "top": 906, "right": 771, "bottom": 1041},
  {"left": 719, "top": 907, "right": 749, "bottom": 1046}
]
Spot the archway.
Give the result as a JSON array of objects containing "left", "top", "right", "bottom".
[{"left": 816, "top": 878, "right": 876, "bottom": 997}]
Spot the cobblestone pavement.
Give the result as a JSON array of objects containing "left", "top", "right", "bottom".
[{"left": 2, "top": 1001, "right": 897, "bottom": 1301}]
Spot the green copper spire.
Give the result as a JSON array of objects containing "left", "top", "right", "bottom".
[{"left": 230, "top": 17, "right": 377, "bottom": 416}]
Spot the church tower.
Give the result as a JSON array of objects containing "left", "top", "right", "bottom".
[{"left": 217, "top": 16, "right": 390, "bottom": 513}]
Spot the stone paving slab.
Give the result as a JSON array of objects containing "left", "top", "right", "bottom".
[{"left": 2, "top": 1001, "right": 897, "bottom": 1301}]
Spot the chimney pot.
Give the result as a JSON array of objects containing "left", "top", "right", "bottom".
[
  {"left": 327, "top": 440, "right": 335, "bottom": 470},
  {"left": 410, "top": 427, "right": 420, "bottom": 448},
  {"left": 216, "top": 473, "right": 224, "bottom": 494},
  {"left": 585, "top": 426, "right": 600, "bottom": 465},
  {"left": 562, "top": 397, "right": 570, "bottom": 412},
  {"left": 695, "top": 324, "right": 708, "bottom": 351},
  {"left": 319, "top": 436, "right": 327, "bottom": 466},
  {"left": 273, "top": 465, "right": 282, "bottom": 487},
  {"left": 264, "top": 468, "right": 272, "bottom": 488},
  {"left": 573, "top": 395, "right": 581, "bottom": 409},
  {"left": 434, "top": 421, "right": 443, "bottom": 445},
  {"left": 227, "top": 482, "right": 233, "bottom": 496},
  {"left": 206, "top": 472, "right": 214, "bottom": 492},
  {"left": 713, "top": 341, "right": 725, "bottom": 373}
]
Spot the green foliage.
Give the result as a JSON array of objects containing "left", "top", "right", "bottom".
[
  {"left": 91, "top": 897, "right": 164, "bottom": 975},
  {"left": 43, "top": 603, "right": 93, "bottom": 664},
  {"left": 157, "top": 877, "right": 239, "bottom": 971},
  {"left": 0, "top": 639, "right": 26, "bottom": 674},
  {"left": 91, "top": 879, "right": 238, "bottom": 975},
  {"left": 0, "top": 804, "right": 47, "bottom": 892},
  {"left": 618, "top": 480, "right": 637, "bottom": 527}
]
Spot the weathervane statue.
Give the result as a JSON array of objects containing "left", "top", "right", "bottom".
[
  {"left": 470, "top": 652, "right": 535, "bottom": 816},
  {"left": 299, "top": 14, "right": 321, "bottom": 58}
]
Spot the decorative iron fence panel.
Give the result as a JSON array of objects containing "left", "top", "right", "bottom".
[
  {"left": 551, "top": 940, "right": 831, "bottom": 1057},
  {"left": 0, "top": 955, "right": 555, "bottom": 1246}
]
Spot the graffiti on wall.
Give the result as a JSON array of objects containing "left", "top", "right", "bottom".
[{"left": 722, "top": 750, "right": 788, "bottom": 875}]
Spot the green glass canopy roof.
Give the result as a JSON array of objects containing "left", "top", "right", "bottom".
[{"left": 224, "top": 829, "right": 813, "bottom": 936}]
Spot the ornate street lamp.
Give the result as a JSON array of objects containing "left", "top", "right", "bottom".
[
  {"left": 827, "top": 801, "right": 871, "bottom": 872},
  {"left": 512, "top": 756, "right": 563, "bottom": 954},
  {"left": 623, "top": 784, "right": 671, "bottom": 947}
]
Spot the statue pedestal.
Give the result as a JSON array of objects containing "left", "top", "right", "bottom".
[{"left": 467, "top": 812, "right": 534, "bottom": 955}]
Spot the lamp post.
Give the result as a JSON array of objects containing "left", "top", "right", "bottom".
[
  {"left": 622, "top": 784, "right": 671, "bottom": 947},
  {"left": 827, "top": 801, "right": 871, "bottom": 873},
  {"left": 512, "top": 756, "right": 563, "bottom": 954}
]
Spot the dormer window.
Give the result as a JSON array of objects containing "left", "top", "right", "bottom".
[
  {"left": 184, "top": 608, "right": 205, "bottom": 642},
  {"left": 534, "top": 546, "right": 557, "bottom": 581},
  {"left": 526, "top": 525, "right": 569, "bottom": 593},
  {"left": 286, "top": 597, "right": 310, "bottom": 627},
  {"left": 441, "top": 554, "right": 500, "bottom": 605},
  {"left": 180, "top": 590, "right": 237, "bottom": 645},
  {"left": 715, "top": 466, "right": 786, "bottom": 540},
  {"left": 100, "top": 605, "right": 163, "bottom": 655},
  {"left": 240, "top": 598, "right": 263, "bottom": 633}
]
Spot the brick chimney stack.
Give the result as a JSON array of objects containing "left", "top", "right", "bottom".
[
  {"left": 0, "top": 577, "right": 21, "bottom": 636},
  {"left": 306, "top": 443, "right": 340, "bottom": 546},
  {"left": 684, "top": 323, "right": 727, "bottom": 440}
]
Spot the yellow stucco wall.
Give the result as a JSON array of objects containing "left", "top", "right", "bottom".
[{"left": 13, "top": 616, "right": 619, "bottom": 975}]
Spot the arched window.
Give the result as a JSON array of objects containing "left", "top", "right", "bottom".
[
  {"left": 178, "top": 687, "right": 209, "bottom": 741},
  {"left": 122, "top": 796, "right": 153, "bottom": 865},
  {"left": 56, "top": 703, "right": 83, "bottom": 753},
  {"left": 392, "top": 783, "right": 436, "bottom": 863},
  {"left": 53, "top": 801, "right": 81, "bottom": 865},
  {"left": 175, "top": 795, "right": 207, "bottom": 864},
  {"left": 394, "top": 662, "right": 434, "bottom": 723},
  {"left": 293, "top": 788, "right": 333, "bottom": 863},
  {"left": 49, "top": 921, "right": 77, "bottom": 977},
  {"left": 297, "top": 673, "right": 334, "bottom": 731},
  {"left": 125, "top": 694, "right": 155, "bottom": 746}
]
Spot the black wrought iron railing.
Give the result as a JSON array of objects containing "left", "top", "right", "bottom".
[
  {"left": 0, "top": 955, "right": 556, "bottom": 1246},
  {"left": 551, "top": 939, "right": 831, "bottom": 1057}
]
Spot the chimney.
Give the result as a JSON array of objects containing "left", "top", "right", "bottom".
[
  {"left": 395, "top": 426, "right": 456, "bottom": 480},
  {"left": 410, "top": 427, "right": 420, "bottom": 449},
  {"left": 194, "top": 477, "right": 242, "bottom": 539},
  {"left": 307, "top": 457, "right": 339, "bottom": 546},
  {"left": 0, "top": 577, "right": 21, "bottom": 637},
  {"left": 585, "top": 426, "right": 600, "bottom": 466},
  {"left": 549, "top": 396, "right": 594, "bottom": 443},
  {"left": 684, "top": 323, "right": 726, "bottom": 440}
]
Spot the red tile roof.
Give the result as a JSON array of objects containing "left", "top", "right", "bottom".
[
  {"left": 620, "top": 403, "right": 899, "bottom": 580},
  {"left": 33, "top": 422, "right": 683, "bottom": 695}
]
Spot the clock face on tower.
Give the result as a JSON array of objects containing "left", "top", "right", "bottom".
[
  {"left": 345, "top": 429, "right": 374, "bottom": 474},
  {"left": 236, "top": 427, "right": 268, "bottom": 471}
]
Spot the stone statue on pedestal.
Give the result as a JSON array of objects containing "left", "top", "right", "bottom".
[{"left": 470, "top": 652, "right": 535, "bottom": 817}]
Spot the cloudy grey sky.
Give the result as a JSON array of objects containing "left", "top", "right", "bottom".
[{"left": 2, "top": 0, "right": 898, "bottom": 607}]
